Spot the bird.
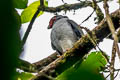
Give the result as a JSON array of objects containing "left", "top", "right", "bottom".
[{"left": 47, "top": 15, "right": 84, "bottom": 55}]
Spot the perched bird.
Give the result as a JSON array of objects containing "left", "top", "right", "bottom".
[{"left": 48, "top": 15, "right": 84, "bottom": 55}]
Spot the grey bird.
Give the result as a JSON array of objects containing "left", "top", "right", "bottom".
[{"left": 48, "top": 15, "right": 84, "bottom": 55}]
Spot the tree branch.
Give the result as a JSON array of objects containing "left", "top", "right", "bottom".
[
  {"left": 107, "top": 28, "right": 120, "bottom": 43},
  {"left": 33, "top": 52, "right": 58, "bottom": 71},
  {"left": 17, "top": 59, "right": 38, "bottom": 73},
  {"left": 110, "top": 41, "right": 116, "bottom": 80},
  {"left": 92, "top": 0, "right": 104, "bottom": 23},
  {"left": 40, "top": 1, "right": 97, "bottom": 13},
  {"left": 22, "top": 0, "right": 45, "bottom": 46},
  {"left": 22, "top": 6, "right": 41, "bottom": 46},
  {"left": 104, "top": 0, "right": 118, "bottom": 42},
  {"left": 117, "top": 28, "right": 120, "bottom": 42},
  {"left": 31, "top": 9, "right": 120, "bottom": 80},
  {"left": 40, "top": 0, "right": 44, "bottom": 7}
]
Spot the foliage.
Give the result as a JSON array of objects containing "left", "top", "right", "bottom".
[
  {"left": 0, "top": 0, "right": 48, "bottom": 80},
  {"left": 21, "top": 0, "right": 48, "bottom": 23},
  {"left": 56, "top": 52, "right": 107, "bottom": 80},
  {"left": 13, "top": 0, "right": 28, "bottom": 9},
  {"left": 14, "top": 72, "right": 34, "bottom": 80},
  {"left": 0, "top": 0, "right": 22, "bottom": 80}
]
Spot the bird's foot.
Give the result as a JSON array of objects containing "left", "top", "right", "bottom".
[
  {"left": 66, "top": 48, "right": 70, "bottom": 51},
  {"left": 57, "top": 55, "right": 61, "bottom": 58}
]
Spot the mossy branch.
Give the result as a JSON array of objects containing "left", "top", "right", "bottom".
[{"left": 31, "top": 9, "right": 120, "bottom": 80}]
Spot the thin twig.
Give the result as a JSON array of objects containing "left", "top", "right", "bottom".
[
  {"left": 40, "top": 0, "right": 44, "bottom": 7},
  {"left": 114, "top": 70, "right": 120, "bottom": 79},
  {"left": 115, "top": 40, "right": 120, "bottom": 61},
  {"left": 80, "top": 26, "right": 109, "bottom": 62},
  {"left": 92, "top": 0, "right": 104, "bottom": 23},
  {"left": 22, "top": 0, "right": 45, "bottom": 46},
  {"left": 22, "top": 6, "right": 41, "bottom": 46},
  {"left": 104, "top": 68, "right": 120, "bottom": 73},
  {"left": 107, "top": 28, "right": 120, "bottom": 43},
  {"left": 103, "top": 0, "right": 118, "bottom": 42},
  {"left": 80, "top": 10, "right": 95, "bottom": 25},
  {"left": 110, "top": 41, "right": 116, "bottom": 80},
  {"left": 105, "top": 73, "right": 110, "bottom": 79}
]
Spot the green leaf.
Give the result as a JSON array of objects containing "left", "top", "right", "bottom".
[
  {"left": 14, "top": 72, "right": 34, "bottom": 80},
  {"left": 56, "top": 52, "right": 107, "bottom": 80},
  {"left": 0, "top": 7, "right": 22, "bottom": 80},
  {"left": 118, "top": 0, "right": 120, "bottom": 4},
  {"left": 21, "top": 0, "right": 48, "bottom": 23},
  {"left": 13, "top": 0, "right": 28, "bottom": 9}
]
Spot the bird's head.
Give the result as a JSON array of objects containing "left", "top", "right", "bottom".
[{"left": 47, "top": 15, "right": 68, "bottom": 29}]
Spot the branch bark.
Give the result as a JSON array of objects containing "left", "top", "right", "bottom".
[
  {"left": 18, "top": 59, "right": 38, "bottom": 73},
  {"left": 43, "top": 1, "right": 93, "bottom": 13},
  {"left": 31, "top": 9, "right": 120, "bottom": 80},
  {"left": 33, "top": 52, "right": 58, "bottom": 71},
  {"left": 92, "top": 0, "right": 104, "bottom": 23},
  {"left": 110, "top": 41, "right": 116, "bottom": 80},
  {"left": 107, "top": 28, "right": 120, "bottom": 43}
]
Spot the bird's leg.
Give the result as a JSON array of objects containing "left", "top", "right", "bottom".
[
  {"left": 57, "top": 54, "right": 61, "bottom": 58},
  {"left": 66, "top": 48, "right": 71, "bottom": 51}
]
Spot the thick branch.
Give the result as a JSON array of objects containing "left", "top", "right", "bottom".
[
  {"left": 31, "top": 9, "right": 120, "bottom": 80},
  {"left": 18, "top": 53, "right": 58, "bottom": 72},
  {"left": 42, "top": 1, "right": 93, "bottom": 13},
  {"left": 33, "top": 52, "right": 58, "bottom": 71},
  {"left": 17, "top": 59, "right": 38, "bottom": 73}
]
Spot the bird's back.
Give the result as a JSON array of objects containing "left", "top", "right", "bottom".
[{"left": 51, "top": 18, "right": 79, "bottom": 53}]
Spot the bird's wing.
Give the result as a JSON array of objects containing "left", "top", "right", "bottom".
[
  {"left": 51, "top": 41, "right": 62, "bottom": 55},
  {"left": 51, "top": 29, "right": 63, "bottom": 55},
  {"left": 67, "top": 20, "right": 84, "bottom": 38}
]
